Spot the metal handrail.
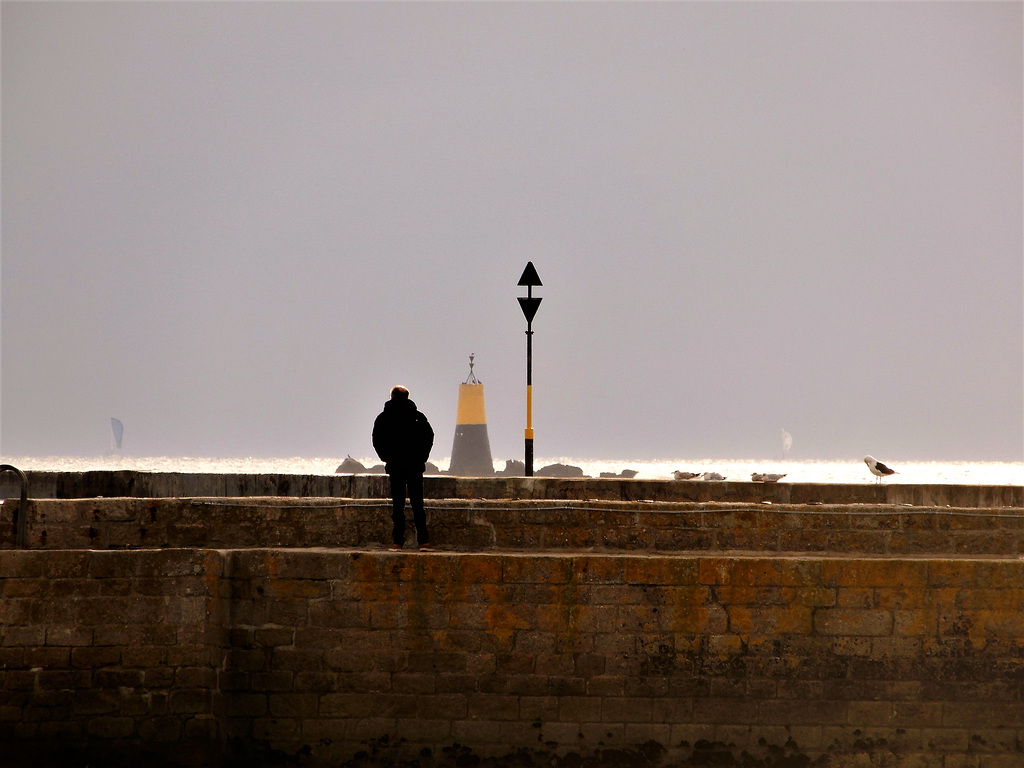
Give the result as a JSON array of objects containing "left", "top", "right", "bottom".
[{"left": 0, "top": 465, "right": 28, "bottom": 548}]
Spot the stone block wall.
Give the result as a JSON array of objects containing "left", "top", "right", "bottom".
[
  {"left": 7, "top": 497, "right": 1024, "bottom": 557},
  {"left": 3, "top": 547, "right": 1024, "bottom": 766},
  {"left": 0, "top": 548, "right": 227, "bottom": 766},
  {"left": 12, "top": 470, "right": 1023, "bottom": 507},
  {"left": 222, "top": 550, "right": 1024, "bottom": 765}
]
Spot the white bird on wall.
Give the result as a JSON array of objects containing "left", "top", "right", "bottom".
[
  {"left": 864, "top": 455, "right": 897, "bottom": 483},
  {"left": 673, "top": 471, "right": 703, "bottom": 480}
]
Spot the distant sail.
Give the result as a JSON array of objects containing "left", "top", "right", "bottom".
[
  {"left": 110, "top": 418, "right": 124, "bottom": 450},
  {"left": 781, "top": 429, "right": 792, "bottom": 457}
]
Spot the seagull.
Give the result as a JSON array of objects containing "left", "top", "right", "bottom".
[
  {"left": 703, "top": 472, "right": 726, "bottom": 481},
  {"left": 751, "top": 473, "right": 787, "bottom": 483},
  {"left": 673, "top": 471, "right": 703, "bottom": 480},
  {"left": 864, "top": 455, "right": 896, "bottom": 483}
]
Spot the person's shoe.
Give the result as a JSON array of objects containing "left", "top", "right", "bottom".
[
  {"left": 388, "top": 543, "right": 403, "bottom": 551},
  {"left": 418, "top": 543, "right": 434, "bottom": 552}
]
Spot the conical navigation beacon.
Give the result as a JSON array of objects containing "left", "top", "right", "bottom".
[{"left": 449, "top": 354, "right": 495, "bottom": 476}]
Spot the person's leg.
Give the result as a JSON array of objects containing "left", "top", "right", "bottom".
[
  {"left": 408, "top": 472, "right": 428, "bottom": 546},
  {"left": 389, "top": 473, "right": 407, "bottom": 547}
]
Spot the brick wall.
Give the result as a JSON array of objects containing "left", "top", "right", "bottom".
[
  {"left": 3, "top": 547, "right": 1024, "bottom": 766},
  {"left": 13, "top": 470, "right": 1023, "bottom": 507},
  {"left": 8, "top": 497, "right": 1024, "bottom": 557},
  {"left": 0, "top": 549, "right": 227, "bottom": 766}
]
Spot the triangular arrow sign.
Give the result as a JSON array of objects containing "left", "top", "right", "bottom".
[
  {"left": 518, "top": 297, "right": 542, "bottom": 323},
  {"left": 518, "top": 262, "right": 542, "bottom": 287}
]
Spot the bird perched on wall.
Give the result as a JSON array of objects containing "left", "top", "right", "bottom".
[
  {"left": 864, "top": 456, "right": 897, "bottom": 483},
  {"left": 703, "top": 472, "right": 726, "bottom": 481},
  {"left": 751, "top": 473, "right": 787, "bottom": 483},
  {"left": 673, "top": 471, "right": 703, "bottom": 480}
]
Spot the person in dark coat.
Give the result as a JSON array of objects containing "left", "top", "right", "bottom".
[{"left": 372, "top": 385, "right": 435, "bottom": 551}]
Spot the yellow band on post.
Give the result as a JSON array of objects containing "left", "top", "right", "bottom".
[
  {"left": 526, "top": 384, "right": 533, "bottom": 429},
  {"left": 525, "top": 428, "right": 534, "bottom": 439}
]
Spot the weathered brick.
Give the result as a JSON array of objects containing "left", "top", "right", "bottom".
[
  {"left": 391, "top": 673, "right": 435, "bottom": 695},
  {"left": 651, "top": 696, "right": 693, "bottom": 724},
  {"left": 502, "top": 556, "right": 573, "bottom": 585},
  {"left": 870, "top": 636, "right": 924, "bottom": 659},
  {"left": 183, "top": 713, "right": 220, "bottom": 741},
  {"left": 625, "top": 557, "right": 698, "bottom": 586},
  {"left": 406, "top": 651, "right": 467, "bottom": 675},
  {"left": 451, "top": 718, "right": 503, "bottom": 742},
  {"left": 266, "top": 598, "right": 309, "bottom": 626},
  {"left": 450, "top": 557, "right": 501, "bottom": 585},
  {"left": 1, "top": 624, "right": 44, "bottom": 647},
  {"left": 727, "top": 605, "right": 813, "bottom": 635},
  {"left": 395, "top": 717, "right": 451, "bottom": 740},
  {"left": 436, "top": 674, "right": 483, "bottom": 694},
  {"left": 93, "top": 669, "right": 144, "bottom": 689},
  {"left": 270, "top": 646, "right": 323, "bottom": 672},
  {"left": 224, "top": 693, "right": 267, "bottom": 717},
  {"left": 288, "top": 671, "right": 335, "bottom": 696},
  {"left": 823, "top": 560, "right": 928, "bottom": 589},
  {"left": 581, "top": 721, "right": 627, "bottom": 745},
  {"left": 261, "top": 578, "right": 330, "bottom": 600},
  {"left": 922, "top": 726, "right": 971, "bottom": 752},
  {"left": 168, "top": 688, "right": 211, "bottom": 714},
  {"left": 432, "top": 628, "right": 485, "bottom": 654},
  {"left": 760, "top": 698, "right": 848, "bottom": 726},
  {"left": 93, "top": 623, "right": 176, "bottom": 647},
  {"left": 348, "top": 715, "right": 398, "bottom": 739},
  {"left": 68, "top": 647, "right": 118, "bottom": 669},
  {"left": 136, "top": 717, "right": 182, "bottom": 742},
  {"left": 172, "top": 666, "right": 216, "bottom": 688},
  {"left": 534, "top": 652, "right": 574, "bottom": 677},
  {"left": 573, "top": 605, "right": 620, "bottom": 633},
  {"left": 416, "top": 693, "right": 467, "bottom": 720},
  {"left": 0, "top": 597, "right": 41, "bottom": 635},
  {"left": 467, "top": 693, "right": 518, "bottom": 720},
  {"left": 334, "top": 671, "right": 390, "bottom": 693},
  {"left": 300, "top": 716, "right": 353, "bottom": 741},
  {"left": 45, "top": 551, "right": 90, "bottom": 579},
  {"left": 307, "top": 600, "right": 368, "bottom": 629},
  {"left": 86, "top": 716, "right": 135, "bottom": 739},
  {"left": 166, "top": 644, "right": 221, "bottom": 667},
  {"left": 252, "top": 716, "right": 300, "bottom": 741},
  {"left": 33, "top": 719, "right": 85, "bottom": 740},
  {"left": 623, "top": 722, "right": 672, "bottom": 745},
  {"left": 559, "top": 695, "right": 603, "bottom": 722},
  {"left": 3, "top": 579, "right": 47, "bottom": 598},
  {"left": 517, "top": 695, "right": 558, "bottom": 722},
  {"left": 71, "top": 689, "right": 120, "bottom": 715},
  {"left": 574, "top": 556, "right": 626, "bottom": 584},
  {"left": 942, "top": 702, "right": 1024, "bottom": 729},
  {"left": 329, "top": 692, "right": 417, "bottom": 719},
  {"left": 0, "top": 554, "right": 45, "bottom": 578},
  {"left": 814, "top": 608, "right": 893, "bottom": 637},
  {"left": 24, "top": 647, "right": 70, "bottom": 668},
  {"left": 692, "top": 697, "right": 759, "bottom": 724},
  {"left": 602, "top": 697, "right": 653, "bottom": 723},
  {"left": 253, "top": 627, "right": 295, "bottom": 648},
  {"left": 268, "top": 693, "right": 318, "bottom": 718}
]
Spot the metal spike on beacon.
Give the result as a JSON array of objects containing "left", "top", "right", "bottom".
[{"left": 448, "top": 354, "right": 495, "bottom": 477}]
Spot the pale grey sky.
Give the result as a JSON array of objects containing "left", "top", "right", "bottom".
[{"left": 2, "top": 1, "right": 1021, "bottom": 463}]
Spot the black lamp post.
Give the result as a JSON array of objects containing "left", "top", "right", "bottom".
[{"left": 517, "top": 262, "right": 542, "bottom": 476}]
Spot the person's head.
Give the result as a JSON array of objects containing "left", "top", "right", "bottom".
[{"left": 390, "top": 385, "right": 410, "bottom": 401}]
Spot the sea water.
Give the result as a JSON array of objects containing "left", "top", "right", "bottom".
[{"left": 2, "top": 455, "right": 1021, "bottom": 486}]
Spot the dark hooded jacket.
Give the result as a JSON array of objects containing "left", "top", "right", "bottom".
[{"left": 372, "top": 398, "right": 434, "bottom": 475}]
